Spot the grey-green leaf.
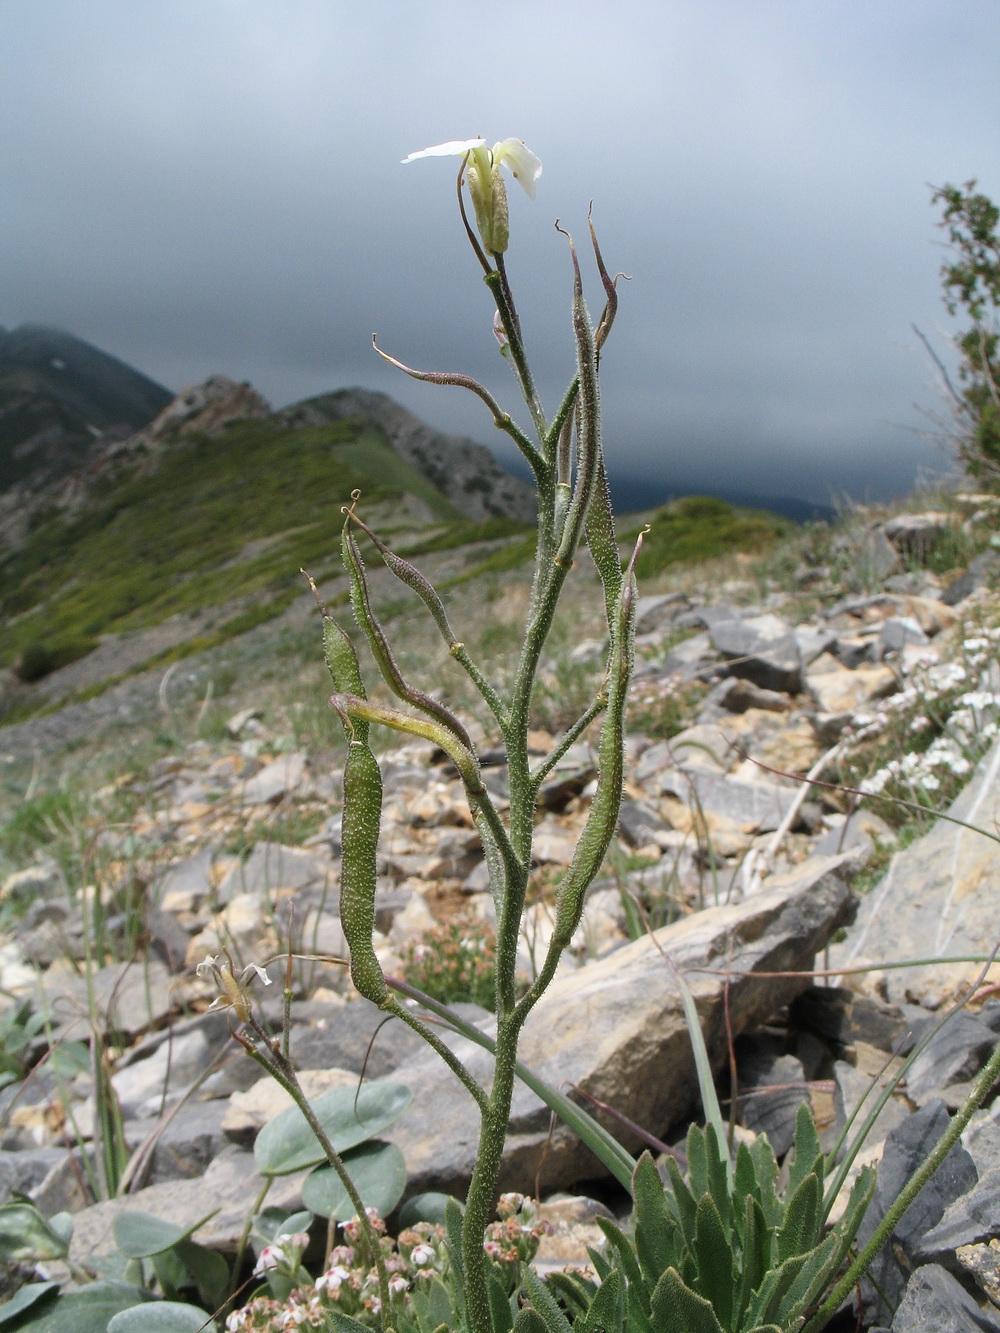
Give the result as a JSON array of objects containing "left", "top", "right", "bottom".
[
  {"left": 254, "top": 1081, "right": 412, "bottom": 1175},
  {"left": 0, "top": 1282, "right": 59, "bottom": 1329},
  {"left": 107, "top": 1302, "right": 218, "bottom": 1333},
  {"left": 2, "top": 1282, "right": 154, "bottom": 1333},
  {"left": 0, "top": 1203, "right": 69, "bottom": 1263},
  {"left": 112, "top": 1210, "right": 208, "bottom": 1259},
  {"left": 301, "top": 1139, "right": 406, "bottom": 1219}
]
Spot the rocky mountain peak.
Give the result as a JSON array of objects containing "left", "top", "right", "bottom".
[{"left": 143, "top": 374, "right": 272, "bottom": 442}]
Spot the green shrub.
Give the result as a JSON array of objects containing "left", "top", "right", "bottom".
[
  {"left": 400, "top": 915, "right": 497, "bottom": 1008},
  {"left": 624, "top": 496, "right": 791, "bottom": 580}
]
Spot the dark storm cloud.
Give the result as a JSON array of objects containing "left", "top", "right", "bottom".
[{"left": 1, "top": 0, "right": 998, "bottom": 506}]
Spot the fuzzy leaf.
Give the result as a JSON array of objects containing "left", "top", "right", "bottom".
[
  {"left": 787, "top": 1103, "right": 823, "bottom": 1199},
  {"left": 253, "top": 1081, "right": 412, "bottom": 1175},
  {"left": 520, "top": 1264, "right": 573, "bottom": 1333},
  {"left": 107, "top": 1303, "right": 217, "bottom": 1333},
  {"left": 692, "top": 1194, "right": 736, "bottom": 1329},
  {"left": 580, "top": 1268, "right": 625, "bottom": 1333},
  {"left": 776, "top": 1173, "right": 821, "bottom": 1264},
  {"left": 649, "top": 1266, "right": 726, "bottom": 1333},
  {"left": 301, "top": 1139, "right": 406, "bottom": 1220},
  {"left": 633, "top": 1152, "right": 680, "bottom": 1286}
]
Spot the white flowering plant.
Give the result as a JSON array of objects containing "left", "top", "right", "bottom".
[{"left": 839, "top": 618, "right": 1000, "bottom": 815}]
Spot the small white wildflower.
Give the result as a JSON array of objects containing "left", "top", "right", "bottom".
[{"left": 410, "top": 1243, "right": 435, "bottom": 1267}]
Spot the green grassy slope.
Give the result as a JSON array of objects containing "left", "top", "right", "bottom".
[{"left": 0, "top": 414, "right": 463, "bottom": 680}]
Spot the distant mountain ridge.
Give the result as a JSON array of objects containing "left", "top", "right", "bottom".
[{"left": 0, "top": 324, "right": 173, "bottom": 492}]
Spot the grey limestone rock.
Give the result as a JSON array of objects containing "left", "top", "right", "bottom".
[
  {"left": 885, "top": 1263, "right": 1000, "bottom": 1332},
  {"left": 858, "top": 1099, "right": 978, "bottom": 1324}
]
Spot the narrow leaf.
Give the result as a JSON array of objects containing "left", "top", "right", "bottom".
[
  {"left": 692, "top": 1194, "right": 736, "bottom": 1329},
  {"left": 777, "top": 1174, "right": 821, "bottom": 1264},
  {"left": 520, "top": 1264, "right": 572, "bottom": 1333},
  {"left": 633, "top": 1151, "right": 679, "bottom": 1286}
]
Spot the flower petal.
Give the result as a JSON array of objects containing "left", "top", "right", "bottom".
[
  {"left": 492, "top": 139, "right": 542, "bottom": 199},
  {"left": 402, "top": 138, "right": 486, "bottom": 164},
  {"left": 251, "top": 964, "right": 272, "bottom": 986}
]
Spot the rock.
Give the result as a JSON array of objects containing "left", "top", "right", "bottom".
[
  {"left": 832, "top": 1058, "right": 911, "bottom": 1154},
  {"left": 221, "top": 1068, "right": 359, "bottom": 1145},
  {"left": 833, "top": 741, "right": 1000, "bottom": 1008},
  {"left": 111, "top": 1027, "right": 216, "bottom": 1117},
  {"left": 709, "top": 617, "right": 803, "bottom": 695},
  {"left": 617, "top": 799, "right": 675, "bottom": 850},
  {"left": 805, "top": 654, "right": 898, "bottom": 714},
  {"left": 634, "top": 592, "right": 689, "bottom": 633},
  {"left": 145, "top": 375, "right": 271, "bottom": 439},
  {"left": 915, "top": 1166, "right": 1000, "bottom": 1259},
  {"left": 225, "top": 707, "right": 264, "bottom": 738},
  {"left": 67, "top": 1145, "right": 309, "bottom": 1260},
  {"left": 383, "top": 857, "right": 854, "bottom": 1198},
  {"left": 882, "top": 511, "right": 952, "bottom": 560},
  {"left": 287, "top": 998, "right": 492, "bottom": 1081},
  {"left": 856, "top": 526, "right": 901, "bottom": 581},
  {"left": 733, "top": 1036, "right": 807, "bottom": 1157},
  {"left": 0, "top": 861, "right": 65, "bottom": 904},
  {"left": 237, "top": 751, "right": 308, "bottom": 805},
  {"left": 811, "top": 810, "right": 896, "bottom": 869},
  {"left": 154, "top": 847, "right": 222, "bottom": 913},
  {"left": 956, "top": 1240, "right": 1000, "bottom": 1311},
  {"left": 145, "top": 1098, "right": 231, "bottom": 1184},
  {"left": 0, "top": 1147, "right": 67, "bottom": 1204},
  {"left": 534, "top": 1194, "right": 616, "bottom": 1273},
  {"left": 906, "top": 1013, "right": 998, "bottom": 1107},
  {"left": 34, "top": 958, "right": 171, "bottom": 1041},
  {"left": 857, "top": 1099, "right": 979, "bottom": 1324},
  {"left": 833, "top": 635, "right": 879, "bottom": 669},
  {"left": 879, "top": 616, "right": 930, "bottom": 656},
  {"left": 790, "top": 986, "right": 907, "bottom": 1052},
  {"left": 883, "top": 1263, "right": 1000, "bottom": 1332},
  {"left": 942, "top": 550, "right": 1000, "bottom": 606},
  {"left": 658, "top": 766, "right": 798, "bottom": 834},
  {"left": 215, "top": 841, "right": 335, "bottom": 904}
]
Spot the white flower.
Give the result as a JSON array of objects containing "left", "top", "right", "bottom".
[
  {"left": 403, "top": 136, "right": 541, "bottom": 253},
  {"left": 410, "top": 1243, "right": 435, "bottom": 1266}
]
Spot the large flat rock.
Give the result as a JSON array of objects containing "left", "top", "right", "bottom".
[
  {"left": 385, "top": 855, "right": 855, "bottom": 1198},
  {"left": 832, "top": 740, "right": 1000, "bottom": 1007}
]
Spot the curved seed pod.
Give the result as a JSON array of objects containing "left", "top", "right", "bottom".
[
  {"left": 547, "top": 531, "right": 640, "bottom": 951},
  {"left": 340, "top": 737, "right": 388, "bottom": 1006},
  {"left": 332, "top": 691, "right": 522, "bottom": 902},
  {"left": 554, "top": 225, "right": 601, "bottom": 570},
  {"left": 342, "top": 514, "right": 476, "bottom": 755},
  {"left": 344, "top": 510, "right": 507, "bottom": 727}
]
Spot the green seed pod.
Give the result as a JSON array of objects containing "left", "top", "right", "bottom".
[{"left": 340, "top": 737, "right": 388, "bottom": 1005}]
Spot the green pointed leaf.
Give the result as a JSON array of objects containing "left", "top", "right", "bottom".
[
  {"left": 487, "top": 1270, "right": 515, "bottom": 1333},
  {"left": 734, "top": 1141, "right": 762, "bottom": 1214},
  {"left": 777, "top": 1173, "right": 821, "bottom": 1264},
  {"left": 649, "top": 1266, "right": 725, "bottom": 1333},
  {"left": 596, "top": 1216, "right": 648, "bottom": 1308},
  {"left": 410, "top": 1276, "right": 455, "bottom": 1333},
  {"left": 748, "top": 1135, "right": 782, "bottom": 1230},
  {"left": 0, "top": 1282, "right": 59, "bottom": 1329},
  {"left": 773, "top": 1228, "right": 842, "bottom": 1325},
  {"left": 666, "top": 1155, "right": 698, "bottom": 1238},
  {"left": 734, "top": 1194, "right": 771, "bottom": 1330},
  {"left": 703, "top": 1125, "right": 732, "bottom": 1226},
  {"left": 108, "top": 1302, "right": 218, "bottom": 1333},
  {"left": 580, "top": 1268, "right": 624, "bottom": 1333},
  {"left": 787, "top": 1103, "right": 823, "bottom": 1198},
  {"left": 254, "top": 1081, "right": 412, "bottom": 1175},
  {"left": 520, "top": 1264, "right": 572, "bottom": 1333},
  {"left": 747, "top": 1251, "right": 810, "bottom": 1327},
  {"left": 3, "top": 1282, "right": 154, "bottom": 1333},
  {"left": 301, "top": 1139, "right": 406, "bottom": 1220},
  {"left": 633, "top": 1152, "right": 679, "bottom": 1285},
  {"left": 692, "top": 1194, "right": 735, "bottom": 1329},
  {"left": 328, "top": 1315, "right": 370, "bottom": 1333},
  {"left": 546, "top": 1270, "right": 597, "bottom": 1318},
  {"left": 686, "top": 1124, "right": 709, "bottom": 1198},
  {"left": 512, "top": 1313, "right": 548, "bottom": 1333}
]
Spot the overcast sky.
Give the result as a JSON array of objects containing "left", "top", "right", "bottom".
[{"left": 2, "top": 1, "right": 998, "bottom": 508}]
